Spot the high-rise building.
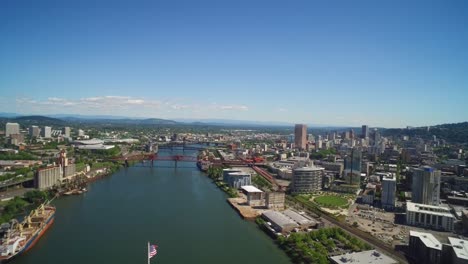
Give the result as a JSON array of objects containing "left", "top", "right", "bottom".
[
  {"left": 78, "top": 129, "right": 85, "bottom": 137},
  {"left": 294, "top": 124, "right": 307, "bottom": 150},
  {"left": 411, "top": 166, "right": 441, "bottom": 205},
  {"left": 62, "top": 127, "right": 71, "bottom": 137},
  {"left": 372, "top": 129, "right": 381, "bottom": 146},
  {"left": 362, "top": 125, "right": 369, "bottom": 138},
  {"left": 5, "top": 123, "right": 20, "bottom": 137},
  {"left": 344, "top": 148, "right": 362, "bottom": 172},
  {"left": 42, "top": 126, "right": 52, "bottom": 138},
  {"left": 343, "top": 148, "right": 362, "bottom": 185},
  {"left": 29, "top": 125, "right": 40, "bottom": 138},
  {"left": 291, "top": 166, "right": 324, "bottom": 193},
  {"left": 349, "top": 129, "right": 355, "bottom": 139},
  {"left": 382, "top": 174, "right": 396, "bottom": 210}
]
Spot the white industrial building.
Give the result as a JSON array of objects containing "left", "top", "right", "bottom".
[
  {"left": 261, "top": 209, "right": 316, "bottom": 233},
  {"left": 222, "top": 168, "right": 251, "bottom": 189},
  {"left": 241, "top": 185, "right": 263, "bottom": 206},
  {"left": 406, "top": 202, "right": 456, "bottom": 231}
]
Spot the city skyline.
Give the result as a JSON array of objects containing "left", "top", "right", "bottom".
[{"left": 1, "top": 1, "right": 467, "bottom": 127}]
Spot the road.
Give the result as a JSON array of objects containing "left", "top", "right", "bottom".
[{"left": 0, "top": 188, "right": 35, "bottom": 202}]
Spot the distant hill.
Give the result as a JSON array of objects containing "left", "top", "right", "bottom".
[
  {"left": 60, "top": 117, "right": 178, "bottom": 125},
  {"left": 382, "top": 122, "right": 468, "bottom": 144},
  {"left": 12, "top": 115, "right": 67, "bottom": 126}
]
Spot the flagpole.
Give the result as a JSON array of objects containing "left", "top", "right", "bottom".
[{"left": 148, "top": 242, "right": 150, "bottom": 264}]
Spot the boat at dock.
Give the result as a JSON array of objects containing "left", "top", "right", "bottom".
[{"left": 0, "top": 203, "right": 55, "bottom": 262}]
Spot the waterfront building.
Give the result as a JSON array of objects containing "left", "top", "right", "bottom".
[
  {"left": 291, "top": 166, "right": 324, "bottom": 193},
  {"left": 42, "top": 126, "right": 52, "bottom": 138},
  {"left": 330, "top": 250, "right": 397, "bottom": 264},
  {"left": 241, "top": 185, "right": 263, "bottom": 206},
  {"left": 382, "top": 174, "right": 396, "bottom": 210},
  {"left": 262, "top": 210, "right": 298, "bottom": 233},
  {"left": 294, "top": 124, "right": 307, "bottom": 150},
  {"left": 261, "top": 209, "right": 316, "bottom": 233},
  {"left": 265, "top": 192, "right": 285, "bottom": 209},
  {"left": 408, "top": 231, "right": 443, "bottom": 264},
  {"left": 406, "top": 202, "right": 455, "bottom": 231},
  {"left": 29, "top": 125, "right": 40, "bottom": 138},
  {"left": 35, "top": 166, "right": 62, "bottom": 190},
  {"left": 361, "top": 125, "right": 369, "bottom": 138},
  {"left": 64, "top": 164, "right": 76, "bottom": 178},
  {"left": 411, "top": 166, "right": 441, "bottom": 205},
  {"left": 5, "top": 123, "right": 20, "bottom": 137},
  {"left": 222, "top": 168, "right": 241, "bottom": 181},
  {"left": 224, "top": 171, "right": 251, "bottom": 189}
]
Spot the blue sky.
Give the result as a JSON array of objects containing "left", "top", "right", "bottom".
[{"left": 1, "top": 0, "right": 467, "bottom": 127}]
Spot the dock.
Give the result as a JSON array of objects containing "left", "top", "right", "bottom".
[{"left": 227, "top": 198, "right": 260, "bottom": 220}]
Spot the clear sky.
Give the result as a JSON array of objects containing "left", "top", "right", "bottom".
[{"left": 1, "top": 0, "right": 467, "bottom": 127}]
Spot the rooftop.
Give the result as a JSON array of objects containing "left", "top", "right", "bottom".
[
  {"left": 330, "top": 250, "right": 398, "bottom": 264},
  {"left": 448, "top": 237, "right": 468, "bottom": 260},
  {"left": 73, "top": 139, "right": 104, "bottom": 145},
  {"left": 406, "top": 202, "right": 454, "bottom": 218},
  {"left": 409, "top": 231, "right": 442, "bottom": 250},
  {"left": 262, "top": 210, "right": 298, "bottom": 228},
  {"left": 294, "top": 166, "right": 325, "bottom": 172},
  {"left": 282, "top": 209, "right": 315, "bottom": 226},
  {"left": 241, "top": 185, "right": 263, "bottom": 193}
]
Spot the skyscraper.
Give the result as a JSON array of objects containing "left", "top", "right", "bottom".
[
  {"left": 29, "top": 125, "right": 40, "bottom": 138},
  {"left": 382, "top": 174, "right": 396, "bottom": 210},
  {"left": 42, "top": 126, "right": 52, "bottom": 138},
  {"left": 5, "top": 123, "right": 20, "bottom": 137},
  {"left": 62, "top": 127, "right": 71, "bottom": 137},
  {"left": 344, "top": 148, "right": 362, "bottom": 185},
  {"left": 411, "top": 166, "right": 441, "bottom": 205},
  {"left": 361, "top": 125, "right": 368, "bottom": 138},
  {"left": 344, "top": 148, "right": 362, "bottom": 173},
  {"left": 294, "top": 124, "right": 307, "bottom": 150}
]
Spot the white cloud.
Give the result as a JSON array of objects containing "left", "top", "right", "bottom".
[
  {"left": 210, "top": 103, "right": 249, "bottom": 111},
  {"left": 13, "top": 96, "right": 249, "bottom": 117}
]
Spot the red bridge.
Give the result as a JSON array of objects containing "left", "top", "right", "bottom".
[{"left": 112, "top": 154, "right": 197, "bottom": 167}]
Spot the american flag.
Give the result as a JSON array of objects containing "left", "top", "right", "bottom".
[{"left": 149, "top": 244, "right": 158, "bottom": 259}]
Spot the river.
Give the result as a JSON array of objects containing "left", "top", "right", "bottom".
[{"left": 12, "top": 149, "right": 291, "bottom": 264}]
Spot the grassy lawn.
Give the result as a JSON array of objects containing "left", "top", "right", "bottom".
[{"left": 314, "top": 195, "right": 348, "bottom": 208}]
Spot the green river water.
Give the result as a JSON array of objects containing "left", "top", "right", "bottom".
[{"left": 12, "top": 149, "right": 291, "bottom": 264}]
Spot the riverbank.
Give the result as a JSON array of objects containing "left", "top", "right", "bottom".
[{"left": 227, "top": 197, "right": 260, "bottom": 220}]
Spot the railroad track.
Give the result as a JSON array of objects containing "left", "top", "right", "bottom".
[{"left": 287, "top": 196, "right": 408, "bottom": 264}]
